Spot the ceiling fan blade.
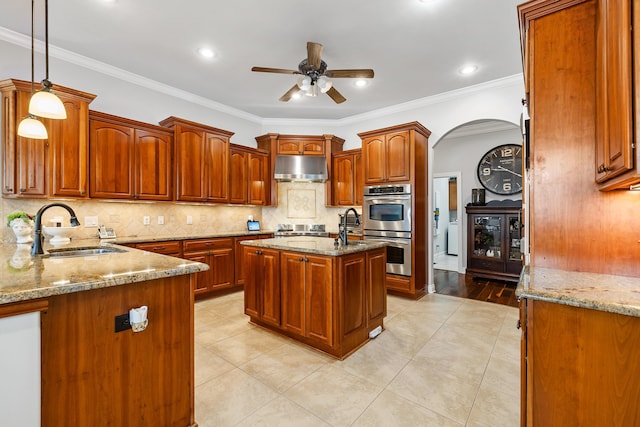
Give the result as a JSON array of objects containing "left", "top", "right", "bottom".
[
  {"left": 325, "top": 69, "right": 375, "bottom": 78},
  {"left": 279, "top": 84, "right": 301, "bottom": 102},
  {"left": 251, "top": 67, "right": 299, "bottom": 74},
  {"left": 307, "top": 42, "right": 323, "bottom": 70},
  {"left": 326, "top": 86, "right": 346, "bottom": 104}
]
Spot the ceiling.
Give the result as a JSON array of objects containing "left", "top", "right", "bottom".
[{"left": 0, "top": 0, "right": 524, "bottom": 121}]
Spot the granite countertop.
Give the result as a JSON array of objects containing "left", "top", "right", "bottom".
[
  {"left": 114, "top": 230, "right": 275, "bottom": 245},
  {"left": 0, "top": 239, "right": 208, "bottom": 305},
  {"left": 240, "top": 236, "right": 387, "bottom": 256},
  {"left": 517, "top": 266, "right": 640, "bottom": 317}
]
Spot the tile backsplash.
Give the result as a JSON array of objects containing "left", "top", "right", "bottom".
[{"left": 0, "top": 182, "right": 360, "bottom": 244}]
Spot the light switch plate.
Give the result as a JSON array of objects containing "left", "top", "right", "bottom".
[{"left": 84, "top": 216, "right": 99, "bottom": 227}]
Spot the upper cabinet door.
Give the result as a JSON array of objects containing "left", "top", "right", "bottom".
[
  {"left": 362, "top": 135, "right": 386, "bottom": 184},
  {"left": 385, "top": 131, "right": 411, "bottom": 183},
  {"left": 205, "top": 132, "right": 229, "bottom": 202},
  {"left": 49, "top": 98, "right": 90, "bottom": 198},
  {"left": 229, "top": 148, "right": 248, "bottom": 204},
  {"left": 175, "top": 126, "right": 207, "bottom": 201},
  {"left": 595, "top": 0, "right": 633, "bottom": 183},
  {"left": 134, "top": 129, "right": 172, "bottom": 201},
  {"left": 248, "top": 152, "right": 269, "bottom": 205},
  {"left": 89, "top": 120, "right": 135, "bottom": 199}
]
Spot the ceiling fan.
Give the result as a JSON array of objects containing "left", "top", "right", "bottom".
[{"left": 251, "top": 42, "right": 374, "bottom": 104}]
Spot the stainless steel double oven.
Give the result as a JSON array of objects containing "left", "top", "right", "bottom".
[{"left": 363, "top": 184, "right": 412, "bottom": 276}]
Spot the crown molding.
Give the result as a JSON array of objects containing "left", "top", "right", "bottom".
[{"left": 1, "top": 26, "right": 524, "bottom": 128}]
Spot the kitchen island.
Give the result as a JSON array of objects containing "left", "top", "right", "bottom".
[
  {"left": 517, "top": 267, "right": 640, "bottom": 426},
  {"left": 241, "top": 236, "right": 387, "bottom": 359},
  {"left": 0, "top": 240, "right": 208, "bottom": 427}
]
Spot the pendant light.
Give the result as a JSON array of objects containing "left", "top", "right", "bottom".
[
  {"left": 28, "top": 0, "right": 67, "bottom": 120},
  {"left": 17, "top": 0, "right": 48, "bottom": 140}
]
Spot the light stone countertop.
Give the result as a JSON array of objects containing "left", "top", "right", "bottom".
[
  {"left": 0, "top": 239, "right": 208, "bottom": 305},
  {"left": 517, "top": 266, "right": 640, "bottom": 317},
  {"left": 113, "top": 230, "right": 276, "bottom": 245},
  {"left": 240, "top": 236, "right": 387, "bottom": 256}
]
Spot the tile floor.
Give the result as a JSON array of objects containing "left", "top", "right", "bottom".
[{"left": 194, "top": 291, "right": 520, "bottom": 426}]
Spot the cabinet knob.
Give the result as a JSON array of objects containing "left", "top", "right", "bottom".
[
  {"left": 256, "top": 250, "right": 263, "bottom": 255},
  {"left": 19, "top": 188, "right": 25, "bottom": 193},
  {"left": 516, "top": 319, "right": 521, "bottom": 330}
]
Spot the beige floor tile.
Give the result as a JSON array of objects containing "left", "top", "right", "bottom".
[
  {"left": 366, "top": 325, "right": 432, "bottom": 359},
  {"left": 208, "top": 327, "right": 288, "bottom": 366},
  {"left": 383, "top": 309, "right": 446, "bottom": 339},
  {"left": 195, "top": 343, "right": 236, "bottom": 386},
  {"left": 285, "top": 364, "right": 384, "bottom": 427},
  {"left": 240, "top": 341, "right": 330, "bottom": 392},
  {"left": 466, "top": 386, "right": 520, "bottom": 427},
  {"left": 412, "top": 339, "right": 489, "bottom": 385},
  {"left": 443, "top": 301, "right": 507, "bottom": 336},
  {"left": 352, "top": 389, "right": 464, "bottom": 427},
  {"left": 480, "top": 353, "right": 520, "bottom": 399},
  {"left": 329, "top": 337, "right": 411, "bottom": 388},
  {"left": 195, "top": 368, "right": 279, "bottom": 426},
  {"left": 387, "top": 360, "right": 480, "bottom": 425},
  {"left": 195, "top": 314, "right": 255, "bottom": 348},
  {"left": 235, "top": 396, "right": 331, "bottom": 427}
]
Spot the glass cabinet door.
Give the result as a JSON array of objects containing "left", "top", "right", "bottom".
[
  {"left": 472, "top": 215, "right": 503, "bottom": 259},
  {"left": 508, "top": 214, "right": 522, "bottom": 261}
]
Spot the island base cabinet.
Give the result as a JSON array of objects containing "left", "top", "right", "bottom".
[
  {"left": 522, "top": 299, "right": 640, "bottom": 426},
  {"left": 41, "top": 275, "right": 195, "bottom": 427},
  {"left": 244, "top": 245, "right": 386, "bottom": 359}
]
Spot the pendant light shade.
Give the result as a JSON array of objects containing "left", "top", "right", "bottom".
[
  {"left": 17, "top": 0, "right": 49, "bottom": 139},
  {"left": 29, "top": 0, "right": 66, "bottom": 120},
  {"left": 29, "top": 79, "right": 66, "bottom": 119},
  {"left": 18, "top": 114, "right": 48, "bottom": 139}
]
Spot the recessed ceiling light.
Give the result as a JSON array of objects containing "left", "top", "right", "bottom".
[
  {"left": 291, "top": 92, "right": 302, "bottom": 100},
  {"left": 459, "top": 65, "right": 478, "bottom": 75},
  {"left": 354, "top": 79, "right": 368, "bottom": 88},
  {"left": 197, "top": 47, "right": 215, "bottom": 59}
]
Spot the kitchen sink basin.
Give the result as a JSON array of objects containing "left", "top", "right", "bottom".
[{"left": 47, "top": 246, "right": 128, "bottom": 258}]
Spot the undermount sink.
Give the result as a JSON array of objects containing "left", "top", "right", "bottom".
[{"left": 47, "top": 246, "right": 127, "bottom": 258}]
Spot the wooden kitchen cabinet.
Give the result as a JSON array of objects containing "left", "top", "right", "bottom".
[
  {"left": 183, "top": 237, "right": 235, "bottom": 296},
  {"left": 466, "top": 201, "right": 522, "bottom": 282},
  {"left": 89, "top": 111, "right": 173, "bottom": 200},
  {"left": 243, "top": 246, "right": 281, "bottom": 326},
  {"left": 331, "top": 149, "right": 363, "bottom": 206},
  {"left": 160, "top": 117, "right": 232, "bottom": 203},
  {"left": 0, "top": 78, "right": 96, "bottom": 198},
  {"left": 276, "top": 137, "right": 325, "bottom": 155},
  {"left": 520, "top": 297, "right": 640, "bottom": 426},
  {"left": 243, "top": 243, "right": 386, "bottom": 359},
  {"left": 594, "top": 0, "right": 635, "bottom": 187},
  {"left": 229, "top": 144, "right": 270, "bottom": 205},
  {"left": 281, "top": 251, "right": 333, "bottom": 347},
  {"left": 134, "top": 240, "right": 182, "bottom": 257},
  {"left": 234, "top": 234, "right": 273, "bottom": 286},
  {"left": 256, "top": 133, "right": 345, "bottom": 206}
]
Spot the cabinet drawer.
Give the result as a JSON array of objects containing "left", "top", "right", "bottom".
[
  {"left": 135, "top": 240, "right": 182, "bottom": 256},
  {"left": 183, "top": 238, "right": 233, "bottom": 253}
]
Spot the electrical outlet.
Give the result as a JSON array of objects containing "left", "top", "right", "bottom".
[
  {"left": 114, "top": 313, "right": 131, "bottom": 333},
  {"left": 158, "top": 215, "right": 164, "bottom": 225},
  {"left": 84, "top": 216, "right": 99, "bottom": 227},
  {"left": 143, "top": 216, "right": 150, "bottom": 225},
  {"left": 186, "top": 215, "right": 193, "bottom": 225}
]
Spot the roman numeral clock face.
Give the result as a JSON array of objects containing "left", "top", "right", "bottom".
[{"left": 477, "top": 144, "right": 523, "bottom": 195}]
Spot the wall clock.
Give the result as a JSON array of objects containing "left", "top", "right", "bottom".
[{"left": 476, "top": 144, "right": 523, "bottom": 195}]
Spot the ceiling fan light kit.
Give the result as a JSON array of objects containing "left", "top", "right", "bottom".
[{"left": 252, "top": 41, "right": 373, "bottom": 104}]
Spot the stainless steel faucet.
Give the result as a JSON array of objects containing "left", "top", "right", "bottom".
[
  {"left": 31, "top": 203, "right": 81, "bottom": 255},
  {"left": 339, "top": 208, "right": 360, "bottom": 246}
]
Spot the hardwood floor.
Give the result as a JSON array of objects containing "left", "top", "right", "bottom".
[{"left": 433, "top": 268, "right": 519, "bottom": 308}]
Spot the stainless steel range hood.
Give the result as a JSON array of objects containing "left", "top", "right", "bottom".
[{"left": 273, "top": 155, "right": 328, "bottom": 182}]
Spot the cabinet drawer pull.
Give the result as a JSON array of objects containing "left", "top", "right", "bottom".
[{"left": 153, "top": 246, "right": 166, "bottom": 251}]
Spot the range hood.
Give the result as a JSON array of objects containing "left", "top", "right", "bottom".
[{"left": 274, "top": 155, "right": 328, "bottom": 182}]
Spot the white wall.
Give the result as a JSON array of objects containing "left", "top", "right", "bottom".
[{"left": 433, "top": 125, "right": 522, "bottom": 274}]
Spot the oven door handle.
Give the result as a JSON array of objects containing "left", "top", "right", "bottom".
[{"left": 363, "top": 237, "right": 412, "bottom": 247}]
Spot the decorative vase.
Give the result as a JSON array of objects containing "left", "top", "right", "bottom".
[{"left": 9, "top": 218, "right": 34, "bottom": 244}]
